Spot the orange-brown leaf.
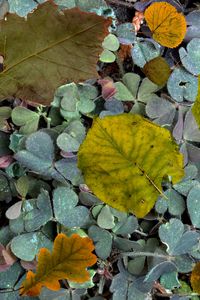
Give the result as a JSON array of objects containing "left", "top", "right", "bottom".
[
  {"left": 0, "top": 1, "right": 111, "bottom": 105},
  {"left": 20, "top": 233, "right": 97, "bottom": 296},
  {"left": 144, "top": 2, "right": 187, "bottom": 48},
  {"left": 191, "top": 261, "right": 200, "bottom": 294}
]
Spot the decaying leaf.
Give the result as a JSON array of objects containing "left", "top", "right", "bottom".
[
  {"left": 142, "top": 56, "right": 171, "bottom": 86},
  {"left": 144, "top": 2, "right": 187, "bottom": 48},
  {"left": 191, "top": 261, "right": 200, "bottom": 294},
  {"left": 192, "top": 76, "right": 200, "bottom": 128},
  {"left": 20, "top": 233, "right": 97, "bottom": 296},
  {"left": 0, "top": 1, "right": 111, "bottom": 105},
  {"left": 78, "top": 114, "right": 184, "bottom": 218}
]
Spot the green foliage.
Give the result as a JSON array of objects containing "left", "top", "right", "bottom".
[{"left": 0, "top": 0, "right": 200, "bottom": 299}]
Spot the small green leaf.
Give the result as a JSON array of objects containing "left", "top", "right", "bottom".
[
  {"left": 102, "top": 33, "right": 119, "bottom": 51},
  {"left": 88, "top": 225, "right": 112, "bottom": 259},
  {"left": 187, "top": 185, "right": 200, "bottom": 228},
  {"left": 57, "top": 132, "right": 80, "bottom": 152},
  {"left": 11, "top": 107, "right": 40, "bottom": 134},
  {"left": 10, "top": 231, "right": 53, "bottom": 261},
  {"left": 15, "top": 176, "right": 29, "bottom": 198},
  {"left": 53, "top": 186, "right": 89, "bottom": 227},
  {"left": 99, "top": 49, "right": 116, "bottom": 63},
  {"left": 160, "top": 271, "right": 180, "bottom": 289},
  {"left": 97, "top": 205, "right": 115, "bottom": 229}
]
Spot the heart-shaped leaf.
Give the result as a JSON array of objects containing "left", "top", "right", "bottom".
[{"left": 53, "top": 186, "right": 89, "bottom": 228}]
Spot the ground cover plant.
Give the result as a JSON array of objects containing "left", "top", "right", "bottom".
[{"left": 0, "top": 0, "right": 200, "bottom": 299}]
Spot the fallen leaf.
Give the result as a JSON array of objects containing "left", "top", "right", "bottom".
[
  {"left": 0, "top": 1, "right": 111, "bottom": 105},
  {"left": 144, "top": 2, "right": 187, "bottom": 48},
  {"left": 142, "top": 56, "right": 171, "bottom": 85},
  {"left": 0, "top": 155, "right": 13, "bottom": 168},
  {"left": 78, "top": 114, "right": 184, "bottom": 217},
  {"left": 192, "top": 75, "right": 200, "bottom": 128},
  {"left": 20, "top": 233, "right": 97, "bottom": 296},
  {"left": 98, "top": 77, "right": 117, "bottom": 100},
  {"left": 191, "top": 261, "right": 200, "bottom": 294}
]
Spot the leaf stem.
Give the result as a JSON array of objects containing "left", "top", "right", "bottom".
[
  {"left": 121, "top": 251, "right": 175, "bottom": 260},
  {"left": 114, "top": 51, "right": 125, "bottom": 76}
]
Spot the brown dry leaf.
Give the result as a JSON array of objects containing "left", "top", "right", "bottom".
[
  {"left": 144, "top": 2, "right": 187, "bottom": 48},
  {"left": 142, "top": 56, "right": 171, "bottom": 85},
  {"left": 20, "top": 233, "right": 97, "bottom": 296},
  {"left": 0, "top": 1, "right": 111, "bottom": 105},
  {"left": 191, "top": 261, "right": 200, "bottom": 294}
]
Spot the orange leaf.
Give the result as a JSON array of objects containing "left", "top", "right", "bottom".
[
  {"left": 191, "top": 261, "right": 200, "bottom": 294},
  {"left": 144, "top": 2, "right": 187, "bottom": 48},
  {"left": 142, "top": 56, "right": 171, "bottom": 85},
  {"left": 20, "top": 233, "right": 97, "bottom": 296}
]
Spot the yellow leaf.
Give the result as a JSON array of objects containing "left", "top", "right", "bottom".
[
  {"left": 20, "top": 233, "right": 97, "bottom": 296},
  {"left": 78, "top": 114, "right": 184, "bottom": 218},
  {"left": 192, "top": 75, "right": 200, "bottom": 128},
  {"left": 191, "top": 261, "right": 200, "bottom": 294},
  {"left": 144, "top": 2, "right": 187, "bottom": 48},
  {"left": 142, "top": 56, "right": 171, "bottom": 86}
]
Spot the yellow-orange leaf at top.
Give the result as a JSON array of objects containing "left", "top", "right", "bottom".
[
  {"left": 20, "top": 233, "right": 97, "bottom": 297},
  {"left": 191, "top": 261, "right": 200, "bottom": 294},
  {"left": 144, "top": 2, "right": 187, "bottom": 48}
]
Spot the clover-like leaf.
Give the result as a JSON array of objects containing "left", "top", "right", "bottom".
[
  {"left": 116, "top": 23, "right": 136, "bottom": 44},
  {"left": 53, "top": 186, "right": 89, "bottom": 228},
  {"left": 159, "top": 218, "right": 200, "bottom": 255},
  {"left": 144, "top": 2, "right": 186, "bottom": 48},
  {"left": 88, "top": 225, "right": 112, "bottom": 259},
  {"left": 160, "top": 271, "right": 180, "bottom": 290},
  {"left": 186, "top": 10, "right": 200, "bottom": 41},
  {"left": 78, "top": 114, "right": 184, "bottom": 218},
  {"left": 20, "top": 233, "right": 97, "bottom": 296},
  {"left": 131, "top": 39, "right": 161, "bottom": 68},
  {"left": 179, "top": 38, "right": 200, "bottom": 76},
  {"left": 114, "top": 72, "right": 161, "bottom": 104},
  {"left": 11, "top": 107, "right": 40, "bottom": 134},
  {"left": 11, "top": 231, "right": 53, "bottom": 261},
  {"left": 187, "top": 185, "right": 200, "bottom": 229},
  {"left": 167, "top": 67, "right": 198, "bottom": 102},
  {"left": 146, "top": 97, "right": 175, "bottom": 126},
  {"left": 0, "top": 1, "right": 111, "bottom": 105}
]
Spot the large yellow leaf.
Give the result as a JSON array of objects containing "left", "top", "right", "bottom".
[
  {"left": 20, "top": 233, "right": 97, "bottom": 296},
  {"left": 192, "top": 76, "right": 200, "bottom": 128},
  {"left": 0, "top": 1, "right": 111, "bottom": 105},
  {"left": 191, "top": 262, "right": 200, "bottom": 294},
  {"left": 144, "top": 2, "right": 187, "bottom": 48},
  {"left": 78, "top": 114, "right": 184, "bottom": 218}
]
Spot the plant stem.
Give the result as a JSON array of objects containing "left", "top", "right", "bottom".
[
  {"left": 134, "top": 229, "right": 148, "bottom": 237},
  {"left": 98, "top": 276, "right": 105, "bottom": 294},
  {"left": 105, "top": 0, "right": 135, "bottom": 8},
  {"left": 121, "top": 251, "right": 175, "bottom": 260},
  {"left": 114, "top": 51, "right": 125, "bottom": 77}
]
